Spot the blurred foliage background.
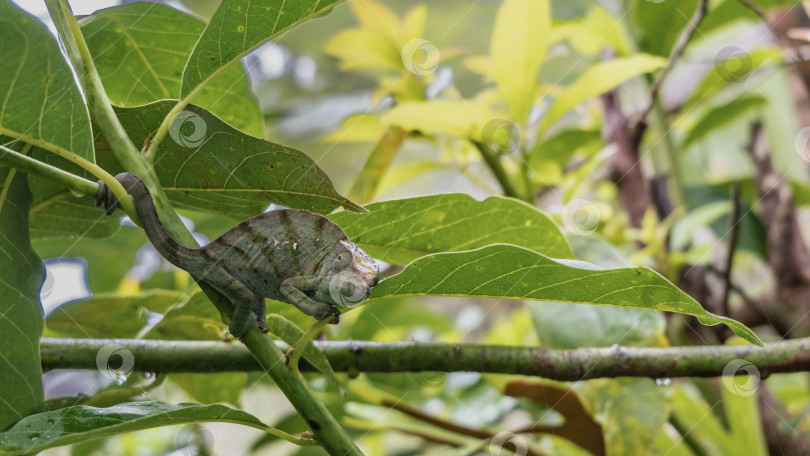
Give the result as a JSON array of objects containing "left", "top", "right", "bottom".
[{"left": 22, "top": 0, "right": 810, "bottom": 454}]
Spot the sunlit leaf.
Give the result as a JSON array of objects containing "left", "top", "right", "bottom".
[
  {"left": 330, "top": 194, "right": 573, "bottom": 264},
  {"left": 380, "top": 100, "right": 491, "bottom": 138},
  {"left": 539, "top": 54, "right": 666, "bottom": 135},
  {"left": 324, "top": 29, "right": 402, "bottom": 71},
  {"left": 490, "top": 0, "right": 551, "bottom": 120}
]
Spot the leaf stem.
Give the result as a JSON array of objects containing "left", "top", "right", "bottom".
[
  {"left": 470, "top": 140, "right": 525, "bottom": 201},
  {"left": 0, "top": 130, "right": 135, "bottom": 216},
  {"left": 0, "top": 144, "right": 97, "bottom": 196}
]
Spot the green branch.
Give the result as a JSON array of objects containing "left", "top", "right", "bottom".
[
  {"left": 41, "top": 337, "right": 810, "bottom": 380},
  {"left": 0, "top": 144, "right": 97, "bottom": 196}
]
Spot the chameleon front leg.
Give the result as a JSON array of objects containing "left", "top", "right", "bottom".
[{"left": 280, "top": 275, "right": 341, "bottom": 322}]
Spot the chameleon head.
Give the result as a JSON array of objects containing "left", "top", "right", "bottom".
[{"left": 315, "top": 240, "right": 380, "bottom": 308}]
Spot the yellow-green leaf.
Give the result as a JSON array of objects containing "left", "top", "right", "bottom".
[
  {"left": 490, "top": 0, "right": 551, "bottom": 121},
  {"left": 539, "top": 54, "right": 667, "bottom": 136}
]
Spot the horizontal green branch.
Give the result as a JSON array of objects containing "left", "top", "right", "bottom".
[
  {"left": 0, "top": 144, "right": 98, "bottom": 196},
  {"left": 40, "top": 337, "right": 810, "bottom": 380}
]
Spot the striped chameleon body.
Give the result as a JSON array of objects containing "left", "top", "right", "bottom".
[{"left": 97, "top": 173, "right": 380, "bottom": 337}]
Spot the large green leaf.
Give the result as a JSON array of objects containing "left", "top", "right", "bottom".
[
  {"left": 0, "top": 401, "right": 278, "bottom": 455},
  {"left": 538, "top": 54, "right": 667, "bottom": 136},
  {"left": 369, "top": 244, "right": 762, "bottom": 345},
  {"left": 0, "top": 2, "right": 93, "bottom": 161},
  {"left": 490, "top": 0, "right": 551, "bottom": 120},
  {"left": 80, "top": 2, "right": 263, "bottom": 137},
  {"left": 0, "top": 166, "right": 45, "bottom": 430},
  {"left": 45, "top": 291, "right": 184, "bottom": 339},
  {"left": 329, "top": 194, "right": 572, "bottom": 265},
  {"left": 103, "top": 101, "right": 361, "bottom": 217},
  {"left": 181, "top": 0, "right": 341, "bottom": 98}
]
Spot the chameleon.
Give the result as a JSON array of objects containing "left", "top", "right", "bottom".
[{"left": 96, "top": 172, "right": 380, "bottom": 338}]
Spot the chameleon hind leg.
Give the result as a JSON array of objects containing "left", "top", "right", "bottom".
[{"left": 202, "top": 271, "right": 266, "bottom": 337}]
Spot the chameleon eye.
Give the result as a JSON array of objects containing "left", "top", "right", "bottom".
[{"left": 332, "top": 252, "right": 351, "bottom": 271}]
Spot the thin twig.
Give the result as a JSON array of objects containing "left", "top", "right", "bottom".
[
  {"left": 470, "top": 140, "right": 525, "bottom": 201},
  {"left": 721, "top": 183, "right": 742, "bottom": 317},
  {"left": 637, "top": 0, "right": 710, "bottom": 128}
]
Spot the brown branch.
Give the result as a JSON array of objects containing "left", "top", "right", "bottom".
[
  {"left": 721, "top": 183, "right": 742, "bottom": 317},
  {"left": 747, "top": 121, "right": 810, "bottom": 315},
  {"left": 636, "top": 0, "right": 710, "bottom": 129}
]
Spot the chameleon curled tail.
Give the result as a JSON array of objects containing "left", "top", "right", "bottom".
[{"left": 95, "top": 173, "right": 380, "bottom": 338}]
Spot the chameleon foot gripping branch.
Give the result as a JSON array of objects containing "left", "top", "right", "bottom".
[{"left": 96, "top": 172, "right": 380, "bottom": 337}]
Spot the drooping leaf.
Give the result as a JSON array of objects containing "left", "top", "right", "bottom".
[
  {"left": 181, "top": 0, "right": 340, "bottom": 98},
  {"left": 0, "top": 166, "right": 45, "bottom": 431},
  {"left": 681, "top": 96, "right": 766, "bottom": 148},
  {"left": 46, "top": 291, "right": 185, "bottom": 339},
  {"left": 538, "top": 54, "right": 667, "bottom": 136},
  {"left": 0, "top": 2, "right": 93, "bottom": 161},
  {"left": 144, "top": 291, "right": 226, "bottom": 341},
  {"left": 0, "top": 401, "right": 277, "bottom": 455},
  {"left": 632, "top": 0, "right": 698, "bottom": 57},
  {"left": 369, "top": 244, "right": 762, "bottom": 345},
  {"left": 101, "top": 101, "right": 362, "bottom": 218},
  {"left": 329, "top": 194, "right": 573, "bottom": 265},
  {"left": 490, "top": 0, "right": 551, "bottom": 120},
  {"left": 80, "top": 2, "right": 263, "bottom": 137}
]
